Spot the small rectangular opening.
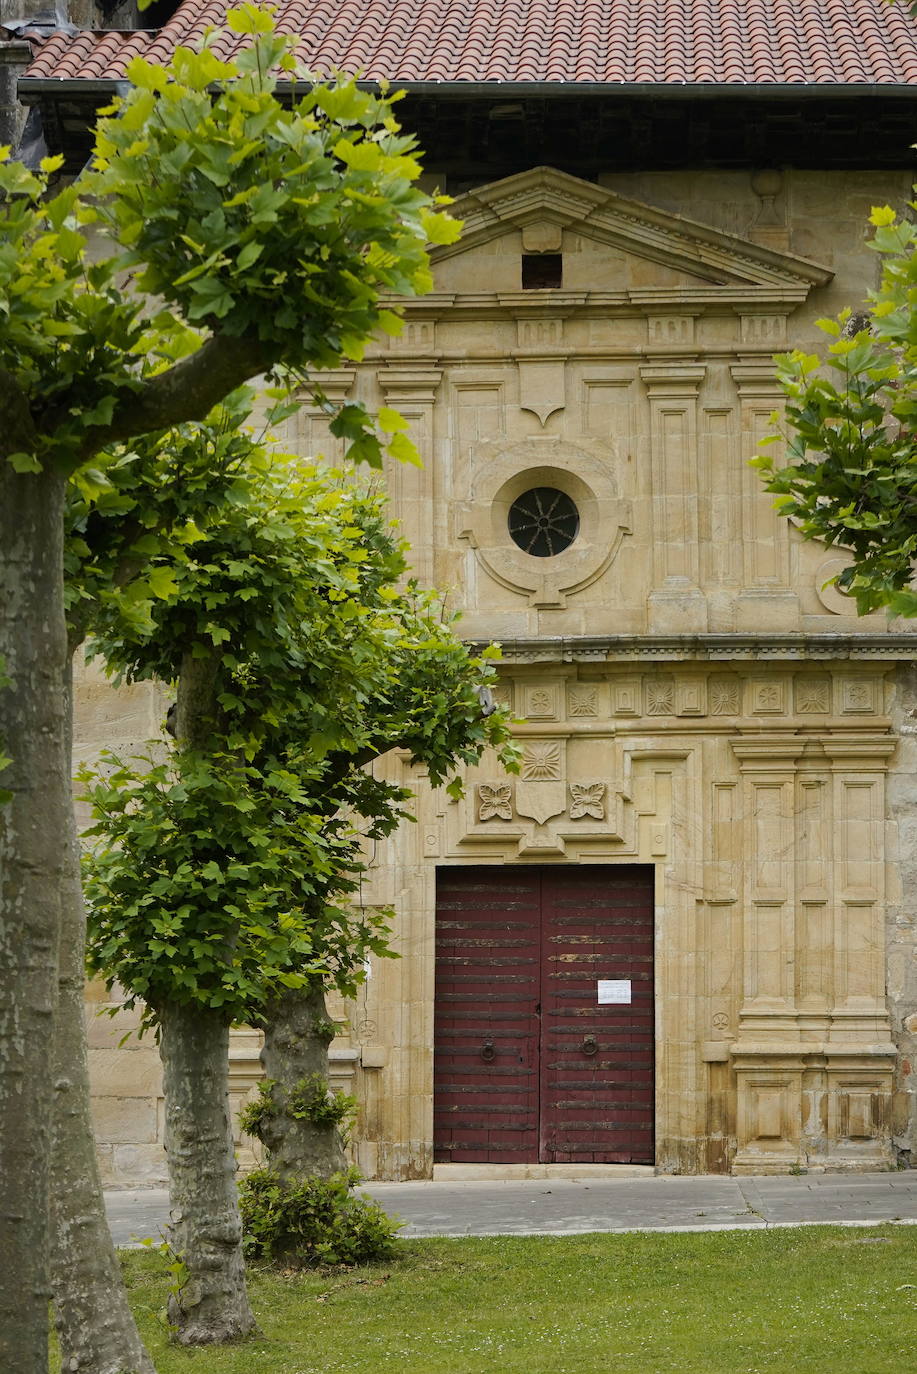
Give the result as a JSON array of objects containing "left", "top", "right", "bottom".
[{"left": 522, "top": 254, "right": 563, "bottom": 289}]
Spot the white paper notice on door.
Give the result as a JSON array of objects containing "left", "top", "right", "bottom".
[{"left": 597, "top": 979, "right": 632, "bottom": 1005}]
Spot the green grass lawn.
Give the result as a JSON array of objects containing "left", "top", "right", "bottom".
[{"left": 59, "top": 1227, "right": 916, "bottom": 1374}]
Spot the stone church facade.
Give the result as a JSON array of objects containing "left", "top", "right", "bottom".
[{"left": 16, "top": 1, "right": 917, "bottom": 1181}]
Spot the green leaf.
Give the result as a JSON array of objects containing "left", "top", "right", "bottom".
[
  {"left": 377, "top": 407, "right": 409, "bottom": 434},
  {"left": 148, "top": 567, "right": 179, "bottom": 600},
  {"left": 236, "top": 240, "right": 263, "bottom": 271},
  {"left": 8, "top": 452, "right": 42, "bottom": 474}
]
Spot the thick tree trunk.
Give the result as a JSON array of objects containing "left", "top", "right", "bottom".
[
  {"left": 158, "top": 1000, "right": 256, "bottom": 1345},
  {"left": 0, "top": 463, "right": 68, "bottom": 1374},
  {"left": 260, "top": 982, "right": 346, "bottom": 1182},
  {"left": 49, "top": 656, "right": 156, "bottom": 1374}
]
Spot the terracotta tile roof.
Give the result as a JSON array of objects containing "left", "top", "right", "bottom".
[{"left": 21, "top": 0, "right": 917, "bottom": 88}]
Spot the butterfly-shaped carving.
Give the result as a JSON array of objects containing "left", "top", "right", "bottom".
[
  {"left": 478, "top": 783, "right": 513, "bottom": 822},
  {"left": 569, "top": 781, "right": 606, "bottom": 820}
]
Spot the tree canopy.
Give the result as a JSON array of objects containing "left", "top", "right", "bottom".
[
  {"left": 755, "top": 203, "right": 917, "bottom": 618},
  {"left": 79, "top": 439, "right": 516, "bottom": 1023}
]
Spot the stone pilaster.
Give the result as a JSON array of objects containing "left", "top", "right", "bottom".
[
  {"left": 730, "top": 361, "right": 798, "bottom": 629},
  {"left": 376, "top": 367, "right": 443, "bottom": 587},
  {"left": 641, "top": 363, "right": 707, "bottom": 633}
]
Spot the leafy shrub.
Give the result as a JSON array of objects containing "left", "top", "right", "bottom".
[
  {"left": 287, "top": 1073, "right": 357, "bottom": 1129},
  {"left": 239, "top": 1167, "right": 401, "bottom": 1267},
  {"left": 239, "top": 1075, "right": 357, "bottom": 1142}
]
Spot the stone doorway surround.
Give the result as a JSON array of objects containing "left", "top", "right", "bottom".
[{"left": 344, "top": 638, "right": 907, "bottom": 1180}]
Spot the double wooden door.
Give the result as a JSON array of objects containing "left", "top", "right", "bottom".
[{"left": 433, "top": 865, "right": 654, "bottom": 1164}]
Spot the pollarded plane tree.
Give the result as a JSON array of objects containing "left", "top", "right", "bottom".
[
  {"left": 0, "top": 6, "right": 459, "bottom": 1368},
  {"left": 80, "top": 447, "right": 516, "bottom": 1337},
  {"left": 55, "top": 392, "right": 271, "bottom": 1371}
]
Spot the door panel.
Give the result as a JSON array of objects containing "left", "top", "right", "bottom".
[
  {"left": 433, "top": 869, "right": 541, "bottom": 1162},
  {"left": 434, "top": 865, "right": 655, "bottom": 1165},
  {"left": 539, "top": 868, "right": 654, "bottom": 1163}
]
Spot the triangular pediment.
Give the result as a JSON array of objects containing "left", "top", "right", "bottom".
[{"left": 434, "top": 167, "right": 832, "bottom": 295}]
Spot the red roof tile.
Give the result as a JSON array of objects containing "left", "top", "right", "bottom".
[{"left": 21, "top": 0, "right": 917, "bottom": 87}]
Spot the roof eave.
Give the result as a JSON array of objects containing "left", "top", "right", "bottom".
[{"left": 18, "top": 76, "right": 917, "bottom": 104}]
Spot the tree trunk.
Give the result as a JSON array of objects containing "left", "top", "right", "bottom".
[
  {"left": 0, "top": 463, "right": 68, "bottom": 1374},
  {"left": 174, "top": 647, "right": 221, "bottom": 751},
  {"left": 49, "top": 655, "right": 156, "bottom": 1374},
  {"left": 260, "top": 982, "right": 346, "bottom": 1182},
  {"left": 158, "top": 1000, "right": 256, "bottom": 1345}
]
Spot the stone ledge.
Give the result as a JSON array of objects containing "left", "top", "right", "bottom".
[
  {"left": 432, "top": 1163, "right": 656, "bottom": 1181},
  {"left": 470, "top": 633, "right": 917, "bottom": 664}
]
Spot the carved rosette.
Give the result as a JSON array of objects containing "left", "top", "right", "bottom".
[
  {"left": 521, "top": 742, "right": 562, "bottom": 780},
  {"left": 569, "top": 781, "right": 606, "bottom": 820},
  {"left": 477, "top": 783, "right": 514, "bottom": 822}
]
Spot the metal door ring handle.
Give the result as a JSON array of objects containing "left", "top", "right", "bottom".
[
  {"left": 582, "top": 1035, "right": 598, "bottom": 1056},
  {"left": 481, "top": 1037, "right": 496, "bottom": 1062}
]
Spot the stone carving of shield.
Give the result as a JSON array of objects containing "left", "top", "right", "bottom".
[{"left": 514, "top": 781, "right": 566, "bottom": 826}]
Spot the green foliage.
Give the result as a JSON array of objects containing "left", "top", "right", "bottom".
[
  {"left": 64, "top": 386, "right": 262, "bottom": 645},
  {"left": 311, "top": 1015, "right": 338, "bottom": 1045},
  {"left": 238, "top": 1167, "right": 400, "bottom": 1268},
  {"left": 237, "top": 1080, "right": 275, "bottom": 1141},
  {"left": 1, "top": 6, "right": 458, "bottom": 477},
  {"left": 80, "top": 446, "right": 517, "bottom": 1025},
  {"left": 0, "top": 151, "right": 158, "bottom": 473},
  {"left": 239, "top": 1075, "right": 357, "bottom": 1141},
  {"left": 757, "top": 201, "right": 917, "bottom": 618},
  {"left": 87, "top": 448, "right": 409, "bottom": 758},
  {"left": 80, "top": 751, "right": 344, "bottom": 1022},
  {"left": 286, "top": 1074, "right": 357, "bottom": 1129},
  {"left": 85, "top": 9, "right": 457, "bottom": 468}
]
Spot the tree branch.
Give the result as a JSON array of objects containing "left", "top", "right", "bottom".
[{"left": 79, "top": 334, "right": 279, "bottom": 462}]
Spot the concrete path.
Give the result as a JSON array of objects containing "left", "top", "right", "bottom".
[{"left": 104, "top": 1171, "right": 917, "bottom": 1246}]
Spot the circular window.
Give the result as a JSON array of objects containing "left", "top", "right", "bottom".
[{"left": 507, "top": 487, "right": 580, "bottom": 557}]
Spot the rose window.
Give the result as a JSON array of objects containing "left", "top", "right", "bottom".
[{"left": 507, "top": 487, "right": 579, "bottom": 557}]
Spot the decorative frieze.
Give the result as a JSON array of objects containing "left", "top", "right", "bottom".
[
  {"left": 523, "top": 684, "right": 559, "bottom": 719},
  {"left": 839, "top": 677, "right": 880, "bottom": 715},
  {"left": 517, "top": 316, "right": 563, "bottom": 349},
  {"left": 647, "top": 313, "right": 696, "bottom": 347},
  {"left": 675, "top": 676, "right": 706, "bottom": 717},
  {"left": 750, "top": 678, "right": 787, "bottom": 715},
  {"left": 612, "top": 678, "right": 641, "bottom": 715}
]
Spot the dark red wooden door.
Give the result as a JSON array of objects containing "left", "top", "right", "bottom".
[{"left": 434, "top": 865, "right": 654, "bottom": 1165}]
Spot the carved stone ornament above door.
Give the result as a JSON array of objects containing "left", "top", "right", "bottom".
[{"left": 458, "top": 436, "right": 632, "bottom": 609}]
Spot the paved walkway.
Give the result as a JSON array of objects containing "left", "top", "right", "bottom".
[{"left": 105, "top": 1171, "right": 917, "bottom": 1245}]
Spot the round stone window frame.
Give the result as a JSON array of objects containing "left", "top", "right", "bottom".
[{"left": 458, "top": 439, "right": 632, "bottom": 609}]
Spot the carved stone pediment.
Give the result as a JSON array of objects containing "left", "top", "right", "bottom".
[{"left": 430, "top": 166, "right": 832, "bottom": 306}]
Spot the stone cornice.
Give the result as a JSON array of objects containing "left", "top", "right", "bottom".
[
  {"left": 466, "top": 633, "right": 917, "bottom": 664},
  {"left": 384, "top": 286, "right": 813, "bottom": 317}
]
